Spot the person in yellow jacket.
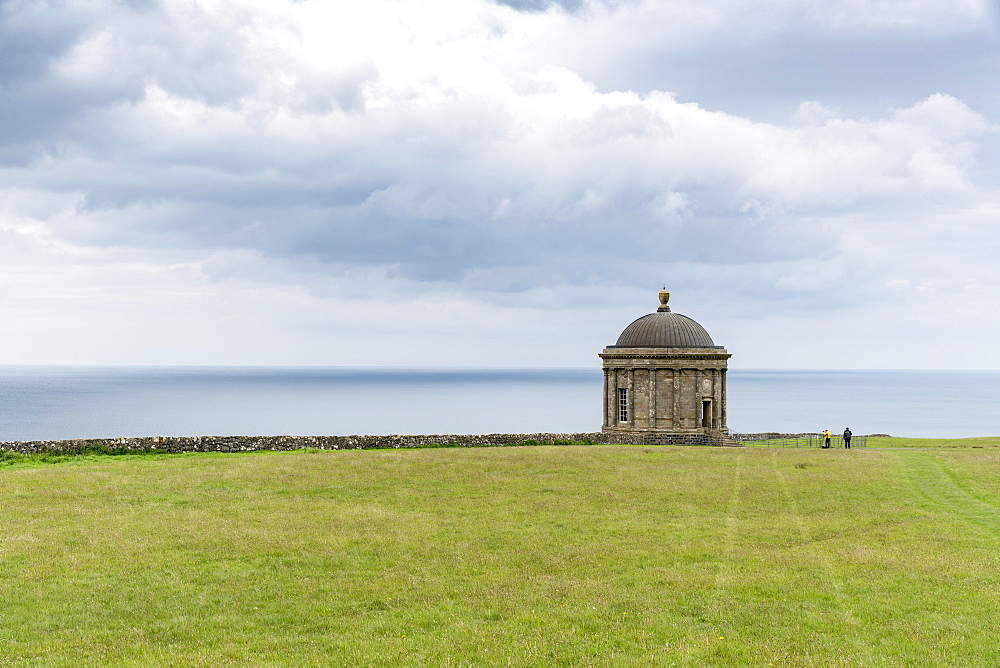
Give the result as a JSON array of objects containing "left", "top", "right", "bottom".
[{"left": 822, "top": 429, "right": 831, "bottom": 448}]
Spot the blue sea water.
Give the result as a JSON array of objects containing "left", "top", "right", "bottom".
[{"left": 0, "top": 366, "right": 997, "bottom": 442}]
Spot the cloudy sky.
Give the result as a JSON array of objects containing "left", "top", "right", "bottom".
[{"left": 1, "top": 0, "right": 998, "bottom": 369}]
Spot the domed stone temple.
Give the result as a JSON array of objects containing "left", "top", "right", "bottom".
[{"left": 599, "top": 289, "right": 732, "bottom": 445}]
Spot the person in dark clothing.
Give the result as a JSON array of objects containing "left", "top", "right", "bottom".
[{"left": 843, "top": 427, "right": 852, "bottom": 449}]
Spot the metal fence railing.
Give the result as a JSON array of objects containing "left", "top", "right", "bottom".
[{"left": 729, "top": 433, "right": 867, "bottom": 448}]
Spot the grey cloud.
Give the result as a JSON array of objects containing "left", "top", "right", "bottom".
[
  {"left": 493, "top": 0, "right": 584, "bottom": 12},
  {"left": 47, "top": 163, "right": 827, "bottom": 289},
  {"left": 533, "top": 2, "right": 1000, "bottom": 122},
  {"left": 24, "top": 91, "right": 986, "bottom": 304},
  {"left": 640, "top": 32, "right": 1000, "bottom": 122},
  {"left": 0, "top": 0, "right": 337, "bottom": 163}
]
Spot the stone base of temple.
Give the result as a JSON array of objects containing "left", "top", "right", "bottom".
[{"left": 600, "top": 429, "right": 742, "bottom": 447}]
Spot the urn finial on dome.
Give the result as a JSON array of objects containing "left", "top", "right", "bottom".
[{"left": 657, "top": 287, "right": 670, "bottom": 312}]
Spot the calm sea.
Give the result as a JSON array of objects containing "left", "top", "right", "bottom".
[{"left": 0, "top": 367, "right": 996, "bottom": 442}]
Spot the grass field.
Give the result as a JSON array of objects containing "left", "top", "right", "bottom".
[
  {"left": 3, "top": 442, "right": 1000, "bottom": 665},
  {"left": 866, "top": 435, "right": 1000, "bottom": 448}
]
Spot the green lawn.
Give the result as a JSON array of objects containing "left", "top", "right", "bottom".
[{"left": 3, "top": 444, "right": 1000, "bottom": 665}]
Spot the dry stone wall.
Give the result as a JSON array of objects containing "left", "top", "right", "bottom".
[
  {"left": 0, "top": 433, "right": 603, "bottom": 454},
  {"left": 0, "top": 431, "right": 743, "bottom": 454}
]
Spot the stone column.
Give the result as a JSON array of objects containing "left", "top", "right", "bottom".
[
  {"left": 713, "top": 369, "right": 722, "bottom": 429},
  {"left": 609, "top": 369, "right": 618, "bottom": 427},
  {"left": 648, "top": 367, "right": 656, "bottom": 425},
  {"left": 672, "top": 369, "right": 680, "bottom": 430},
  {"left": 627, "top": 368, "right": 635, "bottom": 427},
  {"left": 695, "top": 368, "right": 703, "bottom": 431},
  {"left": 721, "top": 368, "right": 728, "bottom": 431},
  {"left": 612, "top": 369, "right": 621, "bottom": 426}
]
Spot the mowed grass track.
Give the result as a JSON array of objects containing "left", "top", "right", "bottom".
[{"left": 3, "top": 446, "right": 1000, "bottom": 666}]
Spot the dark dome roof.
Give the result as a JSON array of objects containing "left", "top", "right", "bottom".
[
  {"left": 611, "top": 288, "right": 719, "bottom": 348},
  {"left": 614, "top": 311, "right": 716, "bottom": 348}
]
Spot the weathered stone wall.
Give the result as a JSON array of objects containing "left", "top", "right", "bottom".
[
  {"left": 1, "top": 433, "right": 603, "bottom": 454},
  {"left": 597, "top": 431, "right": 741, "bottom": 447},
  {"left": 601, "top": 348, "right": 731, "bottom": 434},
  {"left": 0, "top": 430, "right": 745, "bottom": 454}
]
